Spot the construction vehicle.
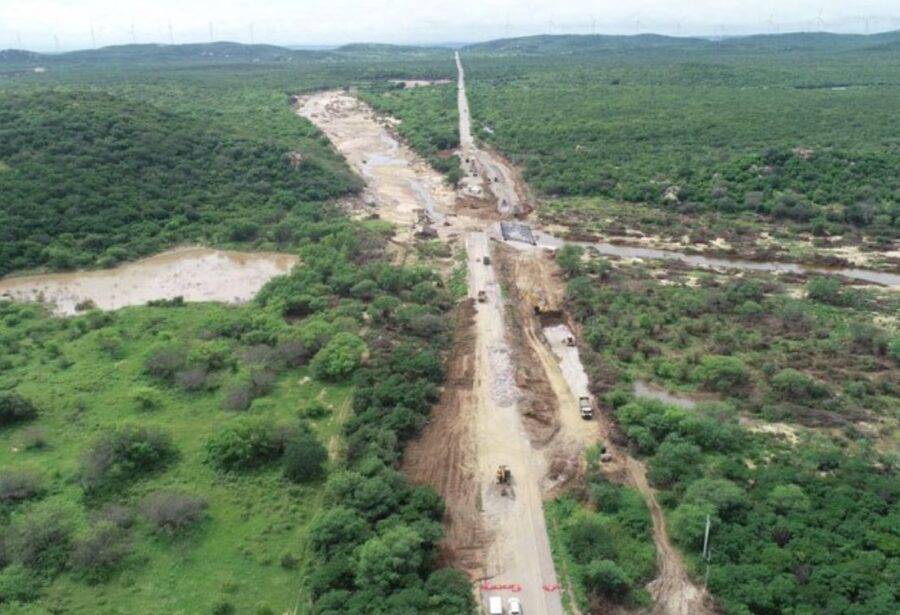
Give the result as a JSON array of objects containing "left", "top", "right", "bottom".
[
  {"left": 482, "top": 255, "right": 491, "bottom": 265},
  {"left": 579, "top": 396, "right": 594, "bottom": 420},
  {"left": 477, "top": 290, "right": 487, "bottom": 303},
  {"left": 496, "top": 465, "right": 511, "bottom": 484}
]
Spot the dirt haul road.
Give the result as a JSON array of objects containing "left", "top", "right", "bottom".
[
  {"left": 297, "top": 87, "right": 564, "bottom": 613},
  {"left": 468, "top": 232, "right": 563, "bottom": 615},
  {"left": 456, "top": 54, "right": 712, "bottom": 614},
  {"left": 455, "top": 52, "right": 526, "bottom": 216},
  {"left": 296, "top": 91, "right": 454, "bottom": 228}
]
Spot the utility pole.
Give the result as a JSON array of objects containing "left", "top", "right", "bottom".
[
  {"left": 168, "top": 20, "right": 175, "bottom": 45},
  {"left": 249, "top": 23, "right": 255, "bottom": 44},
  {"left": 54, "top": 34, "right": 60, "bottom": 52},
  {"left": 90, "top": 23, "right": 96, "bottom": 48},
  {"left": 702, "top": 514, "right": 712, "bottom": 586},
  {"left": 16, "top": 31, "right": 22, "bottom": 48},
  {"left": 131, "top": 22, "right": 136, "bottom": 44},
  {"left": 209, "top": 21, "right": 214, "bottom": 42}
]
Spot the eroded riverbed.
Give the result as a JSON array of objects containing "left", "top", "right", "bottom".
[{"left": 0, "top": 247, "right": 297, "bottom": 316}]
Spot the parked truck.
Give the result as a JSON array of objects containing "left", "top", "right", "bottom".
[
  {"left": 477, "top": 290, "right": 487, "bottom": 303},
  {"left": 488, "top": 596, "right": 503, "bottom": 615},
  {"left": 579, "top": 396, "right": 593, "bottom": 420}
]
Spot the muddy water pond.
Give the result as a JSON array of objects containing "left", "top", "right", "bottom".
[{"left": 0, "top": 247, "right": 298, "bottom": 316}]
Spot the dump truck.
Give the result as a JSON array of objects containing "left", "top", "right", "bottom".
[
  {"left": 477, "top": 290, "right": 487, "bottom": 303},
  {"left": 579, "top": 396, "right": 593, "bottom": 420},
  {"left": 482, "top": 255, "right": 491, "bottom": 265},
  {"left": 496, "top": 465, "right": 511, "bottom": 484}
]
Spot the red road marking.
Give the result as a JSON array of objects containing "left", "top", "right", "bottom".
[
  {"left": 481, "top": 582, "right": 522, "bottom": 592},
  {"left": 542, "top": 583, "right": 561, "bottom": 592}
]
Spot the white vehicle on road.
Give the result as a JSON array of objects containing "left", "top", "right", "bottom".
[
  {"left": 508, "top": 597, "right": 523, "bottom": 614},
  {"left": 488, "top": 595, "right": 503, "bottom": 614}
]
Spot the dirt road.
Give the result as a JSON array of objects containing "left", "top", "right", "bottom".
[
  {"left": 456, "top": 57, "right": 712, "bottom": 614},
  {"left": 296, "top": 91, "right": 454, "bottom": 228},
  {"left": 298, "top": 58, "right": 709, "bottom": 615},
  {"left": 468, "top": 232, "right": 563, "bottom": 615},
  {"left": 455, "top": 52, "right": 526, "bottom": 216}
]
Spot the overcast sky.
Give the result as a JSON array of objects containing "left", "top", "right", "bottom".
[{"left": 2, "top": 0, "right": 898, "bottom": 51}]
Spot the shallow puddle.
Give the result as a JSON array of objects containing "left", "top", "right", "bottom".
[
  {"left": 0, "top": 247, "right": 297, "bottom": 316},
  {"left": 633, "top": 380, "right": 699, "bottom": 409}
]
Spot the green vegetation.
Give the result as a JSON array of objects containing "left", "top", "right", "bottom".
[
  {"left": 547, "top": 446, "right": 655, "bottom": 611},
  {"left": 556, "top": 250, "right": 899, "bottom": 613},
  {"left": 361, "top": 82, "right": 463, "bottom": 184},
  {"left": 0, "top": 298, "right": 350, "bottom": 612},
  {"left": 561, "top": 249, "right": 899, "bottom": 427},
  {"left": 0, "top": 217, "right": 473, "bottom": 612},
  {"left": 0, "top": 89, "right": 358, "bottom": 275},
  {"left": 464, "top": 34, "right": 900, "bottom": 239},
  {"left": 609, "top": 395, "right": 898, "bottom": 615},
  {"left": 0, "top": 40, "right": 479, "bottom": 614},
  {"left": 0, "top": 43, "right": 456, "bottom": 277}
]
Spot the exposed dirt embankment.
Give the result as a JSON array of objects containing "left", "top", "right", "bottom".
[
  {"left": 493, "top": 244, "right": 561, "bottom": 446},
  {"left": 401, "top": 299, "right": 487, "bottom": 572}
]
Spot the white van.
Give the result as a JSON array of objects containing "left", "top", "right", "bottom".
[
  {"left": 488, "top": 595, "right": 503, "bottom": 614},
  {"left": 508, "top": 597, "right": 523, "bottom": 614}
]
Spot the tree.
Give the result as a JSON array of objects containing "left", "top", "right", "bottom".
[
  {"left": 682, "top": 478, "right": 747, "bottom": 520},
  {"left": 565, "top": 512, "right": 615, "bottom": 565},
  {"left": 768, "top": 484, "right": 810, "bottom": 515},
  {"left": 204, "top": 417, "right": 282, "bottom": 472},
  {"left": 69, "top": 523, "right": 131, "bottom": 582},
  {"left": 354, "top": 525, "right": 426, "bottom": 594},
  {"left": 0, "top": 392, "right": 38, "bottom": 427},
  {"left": 583, "top": 559, "right": 631, "bottom": 599},
  {"left": 140, "top": 490, "right": 208, "bottom": 535},
  {"left": 693, "top": 355, "right": 748, "bottom": 392},
  {"left": 308, "top": 507, "right": 371, "bottom": 558},
  {"left": 670, "top": 503, "right": 715, "bottom": 550},
  {"left": 311, "top": 332, "right": 366, "bottom": 381},
  {"left": 282, "top": 426, "right": 328, "bottom": 483},
  {"left": 556, "top": 244, "right": 585, "bottom": 277},
  {"left": 80, "top": 425, "right": 178, "bottom": 495}
]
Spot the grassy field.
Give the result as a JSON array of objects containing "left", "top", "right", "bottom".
[{"left": 0, "top": 300, "right": 350, "bottom": 613}]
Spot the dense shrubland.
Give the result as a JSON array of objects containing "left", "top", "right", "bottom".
[
  {"left": 547, "top": 446, "right": 656, "bottom": 610},
  {"left": 0, "top": 90, "right": 359, "bottom": 275},
  {"left": 559, "top": 246, "right": 899, "bottom": 427},
  {"left": 608, "top": 395, "right": 898, "bottom": 615},
  {"left": 555, "top": 248, "right": 899, "bottom": 613},
  {"left": 464, "top": 42, "right": 900, "bottom": 238}
]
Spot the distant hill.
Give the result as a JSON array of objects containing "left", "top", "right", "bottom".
[
  {"left": 464, "top": 33, "right": 710, "bottom": 54},
  {"left": 0, "top": 42, "right": 308, "bottom": 66},
  {"left": 334, "top": 43, "right": 448, "bottom": 54},
  {"left": 0, "top": 49, "right": 44, "bottom": 63},
  {"left": 463, "top": 30, "right": 900, "bottom": 55}
]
